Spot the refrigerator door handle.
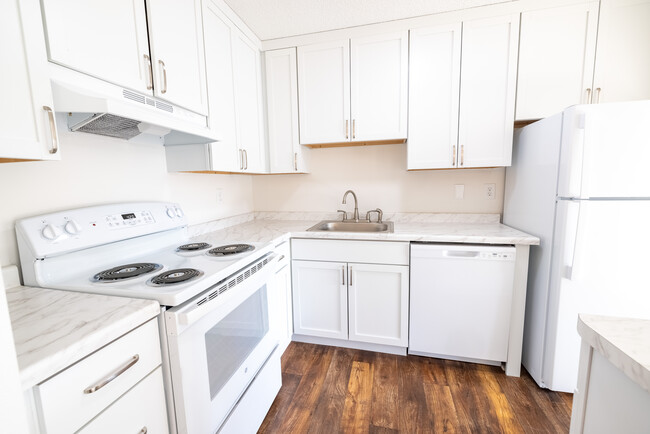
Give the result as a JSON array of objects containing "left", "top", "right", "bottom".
[{"left": 563, "top": 200, "right": 584, "bottom": 281}]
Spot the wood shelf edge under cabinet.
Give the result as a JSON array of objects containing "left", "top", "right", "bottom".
[
  {"left": 303, "top": 138, "right": 406, "bottom": 149},
  {"left": 514, "top": 119, "right": 540, "bottom": 128},
  {"left": 407, "top": 166, "right": 500, "bottom": 171},
  {"left": 0, "top": 158, "right": 40, "bottom": 164}
]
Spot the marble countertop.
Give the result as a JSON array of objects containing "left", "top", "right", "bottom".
[
  {"left": 189, "top": 215, "right": 540, "bottom": 246},
  {"left": 4, "top": 266, "right": 160, "bottom": 389},
  {"left": 578, "top": 314, "right": 650, "bottom": 393}
]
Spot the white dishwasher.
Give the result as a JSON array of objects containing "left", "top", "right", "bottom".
[{"left": 409, "top": 243, "right": 516, "bottom": 365}]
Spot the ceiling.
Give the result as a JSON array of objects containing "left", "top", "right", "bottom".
[{"left": 223, "top": 0, "right": 512, "bottom": 40}]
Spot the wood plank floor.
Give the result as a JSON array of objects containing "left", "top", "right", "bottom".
[{"left": 259, "top": 342, "right": 573, "bottom": 434}]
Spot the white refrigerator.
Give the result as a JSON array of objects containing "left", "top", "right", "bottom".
[{"left": 504, "top": 100, "right": 650, "bottom": 393}]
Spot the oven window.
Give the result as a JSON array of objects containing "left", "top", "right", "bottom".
[{"left": 205, "top": 285, "right": 269, "bottom": 399}]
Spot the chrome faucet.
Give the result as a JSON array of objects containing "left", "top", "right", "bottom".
[{"left": 342, "top": 190, "right": 360, "bottom": 222}]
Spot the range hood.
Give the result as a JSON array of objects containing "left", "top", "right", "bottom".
[{"left": 49, "top": 64, "right": 219, "bottom": 146}]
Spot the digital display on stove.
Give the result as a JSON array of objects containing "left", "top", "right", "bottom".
[{"left": 121, "top": 213, "right": 136, "bottom": 220}]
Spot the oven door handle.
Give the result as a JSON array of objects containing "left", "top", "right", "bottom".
[{"left": 168, "top": 253, "right": 280, "bottom": 331}]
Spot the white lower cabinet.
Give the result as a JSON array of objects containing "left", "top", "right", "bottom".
[{"left": 291, "top": 240, "right": 409, "bottom": 349}]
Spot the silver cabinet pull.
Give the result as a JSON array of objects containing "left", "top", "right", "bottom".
[
  {"left": 460, "top": 145, "right": 464, "bottom": 166},
  {"left": 349, "top": 266, "right": 352, "bottom": 286},
  {"left": 595, "top": 87, "right": 601, "bottom": 104},
  {"left": 243, "top": 149, "right": 248, "bottom": 170},
  {"left": 42, "top": 106, "right": 59, "bottom": 154},
  {"left": 239, "top": 149, "right": 243, "bottom": 170},
  {"left": 158, "top": 60, "right": 167, "bottom": 94},
  {"left": 452, "top": 145, "right": 456, "bottom": 166},
  {"left": 345, "top": 120, "right": 349, "bottom": 139},
  {"left": 144, "top": 54, "right": 153, "bottom": 90},
  {"left": 352, "top": 119, "right": 356, "bottom": 139},
  {"left": 139, "top": 428, "right": 148, "bottom": 434},
  {"left": 294, "top": 152, "right": 298, "bottom": 171},
  {"left": 83, "top": 354, "right": 140, "bottom": 394},
  {"left": 585, "top": 88, "right": 592, "bottom": 104},
  {"left": 342, "top": 265, "right": 345, "bottom": 285}
]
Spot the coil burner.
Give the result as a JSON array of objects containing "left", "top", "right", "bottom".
[
  {"left": 92, "top": 263, "right": 162, "bottom": 282},
  {"left": 148, "top": 268, "right": 204, "bottom": 286},
  {"left": 207, "top": 244, "right": 255, "bottom": 257},
  {"left": 176, "top": 242, "right": 212, "bottom": 252}
]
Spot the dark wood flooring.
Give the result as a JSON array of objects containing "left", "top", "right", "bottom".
[{"left": 259, "top": 342, "right": 573, "bottom": 434}]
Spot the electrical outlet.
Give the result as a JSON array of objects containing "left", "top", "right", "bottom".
[
  {"left": 216, "top": 188, "right": 224, "bottom": 203},
  {"left": 485, "top": 183, "right": 496, "bottom": 200},
  {"left": 455, "top": 184, "right": 464, "bottom": 199}
]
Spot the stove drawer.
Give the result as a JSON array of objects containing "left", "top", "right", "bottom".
[{"left": 34, "top": 319, "right": 162, "bottom": 434}]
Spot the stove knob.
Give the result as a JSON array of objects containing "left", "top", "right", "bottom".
[
  {"left": 64, "top": 220, "right": 82, "bottom": 235},
  {"left": 175, "top": 207, "right": 184, "bottom": 218},
  {"left": 166, "top": 208, "right": 175, "bottom": 218},
  {"left": 41, "top": 224, "right": 63, "bottom": 240}
]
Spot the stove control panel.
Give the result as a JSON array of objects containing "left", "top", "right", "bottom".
[{"left": 105, "top": 210, "right": 156, "bottom": 229}]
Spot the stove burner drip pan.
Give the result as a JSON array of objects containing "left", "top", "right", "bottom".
[
  {"left": 149, "top": 268, "right": 204, "bottom": 286},
  {"left": 92, "top": 263, "right": 162, "bottom": 282},
  {"left": 207, "top": 244, "right": 255, "bottom": 257},
  {"left": 177, "top": 242, "right": 212, "bottom": 252}
]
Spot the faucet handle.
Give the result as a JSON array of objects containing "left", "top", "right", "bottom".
[
  {"left": 337, "top": 210, "right": 348, "bottom": 221},
  {"left": 365, "top": 208, "right": 383, "bottom": 223}
]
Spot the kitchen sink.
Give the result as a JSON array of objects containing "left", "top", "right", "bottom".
[{"left": 307, "top": 220, "right": 394, "bottom": 233}]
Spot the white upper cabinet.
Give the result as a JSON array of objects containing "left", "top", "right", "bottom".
[
  {"left": 592, "top": 0, "right": 650, "bottom": 103},
  {"left": 41, "top": 0, "right": 150, "bottom": 95},
  {"left": 458, "top": 14, "right": 519, "bottom": 168},
  {"left": 233, "top": 34, "right": 266, "bottom": 173},
  {"left": 0, "top": 0, "right": 60, "bottom": 161},
  {"left": 517, "top": 3, "right": 599, "bottom": 120},
  {"left": 265, "top": 48, "right": 308, "bottom": 173},
  {"left": 407, "top": 23, "right": 461, "bottom": 170},
  {"left": 297, "top": 33, "right": 408, "bottom": 145},
  {"left": 297, "top": 40, "right": 351, "bottom": 145},
  {"left": 146, "top": 0, "right": 208, "bottom": 114},
  {"left": 350, "top": 32, "right": 408, "bottom": 142},
  {"left": 40, "top": 0, "right": 207, "bottom": 114}
]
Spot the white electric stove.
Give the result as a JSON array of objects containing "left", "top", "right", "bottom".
[{"left": 16, "top": 202, "right": 282, "bottom": 434}]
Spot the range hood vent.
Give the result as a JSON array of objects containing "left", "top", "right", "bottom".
[{"left": 71, "top": 113, "right": 142, "bottom": 140}]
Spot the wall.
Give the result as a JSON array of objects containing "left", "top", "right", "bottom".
[
  {"left": 0, "top": 126, "right": 254, "bottom": 267},
  {"left": 253, "top": 143, "right": 505, "bottom": 214}
]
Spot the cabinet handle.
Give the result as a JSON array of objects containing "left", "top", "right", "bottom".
[
  {"left": 342, "top": 266, "right": 345, "bottom": 285},
  {"left": 42, "top": 106, "right": 59, "bottom": 155},
  {"left": 345, "top": 120, "right": 349, "bottom": 139},
  {"left": 349, "top": 266, "right": 352, "bottom": 286},
  {"left": 584, "top": 88, "right": 592, "bottom": 104},
  {"left": 244, "top": 149, "right": 248, "bottom": 170},
  {"left": 595, "top": 87, "right": 601, "bottom": 104},
  {"left": 239, "top": 149, "right": 243, "bottom": 170},
  {"left": 83, "top": 354, "right": 140, "bottom": 394},
  {"left": 352, "top": 119, "right": 356, "bottom": 139},
  {"left": 144, "top": 54, "right": 153, "bottom": 90},
  {"left": 460, "top": 145, "right": 464, "bottom": 166},
  {"left": 294, "top": 152, "right": 298, "bottom": 171},
  {"left": 139, "top": 428, "right": 148, "bottom": 434},
  {"left": 158, "top": 60, "right": 168, "bottom": 94},
  {"left": 452, "top": 145, "right": 456, "bottom": 166}
]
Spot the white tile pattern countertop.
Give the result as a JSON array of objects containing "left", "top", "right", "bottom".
[
  {"left": 578, "top": 314, "right": 650, "bottom": 393},
  {"left": 4, "top": 266, "right": 160, "bottom": 389}
]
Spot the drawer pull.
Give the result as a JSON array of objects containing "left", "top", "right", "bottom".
[
  {"left": 139, "top": 427, "right": 148, "bottom": 434},
  {"left": 83, "top": 354, "right": 140, "bottom": 394}
]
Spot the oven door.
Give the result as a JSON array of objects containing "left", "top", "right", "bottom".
[{"left": 165, "top": 254, "right": 279, "bottom": 434}]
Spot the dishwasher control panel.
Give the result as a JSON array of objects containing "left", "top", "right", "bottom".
[{"left": 480, "top": 251, "right": 516, "bottom": 261}]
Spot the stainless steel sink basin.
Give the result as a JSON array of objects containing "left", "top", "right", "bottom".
[{"left": 307, "top": 220, "right": 394, "bottom": 233}]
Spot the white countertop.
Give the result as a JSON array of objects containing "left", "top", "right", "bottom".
[
  {"left": 578, "top": 314, "right": 650, "bottom": 394},
  {"left": 4, "top": 266, "right": 160, "bottom": 389}
]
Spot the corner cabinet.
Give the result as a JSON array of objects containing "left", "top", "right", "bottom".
[
  {"left": 297, "top": 32, "right": 408, "bottom": 146},
  {"left": 291, "top": 239, "right": 409, "bottom": 349},
  {"left": 265, "top": 48, "right": 309, "bottom": 173},
  {"left": 408, "top": 14, "right": 519, "bottom": 169},
  {"left": 0, "top": 0, "right": 60, "bottom": 162}
]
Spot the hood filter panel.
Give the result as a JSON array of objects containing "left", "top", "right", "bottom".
[{"left": 72, "top": 113, "right": 142, "bottom": 140}]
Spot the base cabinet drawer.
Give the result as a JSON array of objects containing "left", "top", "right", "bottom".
[
  {"left": 35, "top": 319, "right": 162, "bottom": 434},
  {"left": 77, "top": 367, "right": 169, "bottom": 434}
]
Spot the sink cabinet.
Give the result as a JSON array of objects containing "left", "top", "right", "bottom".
[{"left": 291, "top": 239, "right": 409, "bottom": 349}]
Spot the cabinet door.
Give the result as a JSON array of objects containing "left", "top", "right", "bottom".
[
  {"left": 147, "top": 0, "right": 208, "bottom": 114},
  {"left": 291, "top": 260, "right": 348, "bottom": 340},
  {"left": 297, "top": 40, "right": 351, "bottom": 145},
  {"left": 348, "top": 264, "right": 409, "bottom": 347},
  {"left": 458, "top": 14, "right": 519, "bottom": 168},
  {"left": 203, "top": 3, "right": 240, "bottom": 172},
  {"left": 266, "top": 48, "right": 305, "bottom": 173},
  {"left": 40, "top": 0, "right": 150, "bottom": 94},
  {"left": 517, "top": 3, "right": 599, "bottom": 120},
  {"left": 1, "top": 0, "right": 60, "bottom": 161},
  {"left": 350, "top": 32, "right": 408, "bottom": 141},
  {"left": 407, "top": 23, "right": 462, "bottom": 170},
  {"left": 233, "top": 33, "right": 266, "bottom": 173},
  {"left": 592, "top": 0, "right": 650, "bottom": 103}
]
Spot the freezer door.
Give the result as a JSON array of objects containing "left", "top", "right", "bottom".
[
  {"left": 543, "top": 199, "right": 650, "bottom": 392},
  {"left": 558, "top": 100, "right": 650, "bottom": 198}
]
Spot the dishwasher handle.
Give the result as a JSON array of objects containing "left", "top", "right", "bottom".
[{"left": 443, "top": 250, "right": 481, "bottom": 258}]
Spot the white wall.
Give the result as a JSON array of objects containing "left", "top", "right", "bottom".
[
  {"left": 0, "top": 127, "right": 254, "bottom": 267},
  {"left": 253, "top": 144, "right": 505, "bottom": 214}
]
